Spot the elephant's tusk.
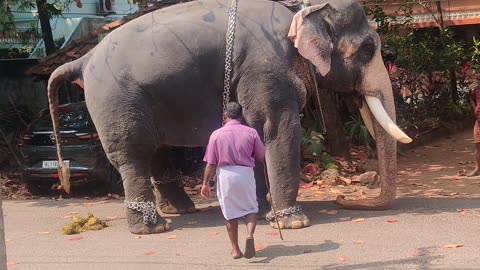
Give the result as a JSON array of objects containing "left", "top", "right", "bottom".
[
  {"left": 358, "top": 99, "right": 376, "bottom": 141},
  {"left": 365, "top": 96, "right": 412, "bottom": 144}
]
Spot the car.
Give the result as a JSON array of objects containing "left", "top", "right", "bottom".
[{"left": 20, "top": 101, "right": 122, "bottom": 195}]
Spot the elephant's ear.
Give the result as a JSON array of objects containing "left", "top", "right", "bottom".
[{"left": 288, "top": 4, "right": 334, "bottom": 77}]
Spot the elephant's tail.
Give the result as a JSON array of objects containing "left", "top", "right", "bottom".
[{"left": 47, "top": 53, "right": 91, "bottom": 193}]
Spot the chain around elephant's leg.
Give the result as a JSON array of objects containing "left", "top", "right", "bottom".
[
  {"left": 152, "top": 176, "right": 196, "bottom": 214},
  {"left": 266, "top": 205, "right": 310, "bottom": 229}
]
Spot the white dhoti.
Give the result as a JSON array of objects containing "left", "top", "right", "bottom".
[{"left": 216, "top": 165, "right": 258, "bottom": 220}]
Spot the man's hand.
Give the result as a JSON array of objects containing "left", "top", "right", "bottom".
[{"left": 201, "top": 184, "right": 212, "bottom": 198}]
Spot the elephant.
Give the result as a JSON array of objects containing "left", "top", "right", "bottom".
[{"left": 47, "top": 0, "right": 412, "bottom": 234}]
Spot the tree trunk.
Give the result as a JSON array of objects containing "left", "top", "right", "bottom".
[
  {"left": 36, "top": 0, "right": 55, "bottom": 55},
  {"left": 0, "top": 191, "right": 7, "bottom": 270},
  {"left": 317, "top": 87, "right": 349, "bottom": 157}
]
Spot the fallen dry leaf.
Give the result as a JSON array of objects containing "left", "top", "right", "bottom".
[
  {"left": 353, "top": 218, "right": 365, "bottom": 223},
  {"left": 6, "top": 262, "right": 16, "bottom": 266},
  {"left": 387, "top": 219, "right": 398, "bottom": 223},
  {"left": 83, "top": 203, "right": 94, "bottom": 207},
  {"left": 185, "top": 221, "right": 198, "bottom": 225},
  {"left": 254, "top": 243, "right": 266, "bottom": 251},
  {"left": 208, "top": 231, "right": 219, "bottom": 235},
  {"left": 339, "top": 217, "right": 352, "bottom": 221},
  {"left": 443, "top": 244, "right": 463, "bottom": 248},
  {"left": 144, "top": 252, "right": 156, "bottom": 256},
  {"left": 167, "top": 235, "right": 177, "bottom": 240},
  {"left": 329, "top": 188, "right": 343, "bottom": 195},
  {"left": 337, "top": 256, "right": 349, "bottom": 261},
  {"left": 354, "top": 240, "right": 365, "bottom": 244},
  {"left": 67, "top": 237, "right": 84, "bottom": 241}
]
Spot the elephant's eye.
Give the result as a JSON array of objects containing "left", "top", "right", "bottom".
[{"left": 357, "top": 41, "right": 376, "bottom": 63}]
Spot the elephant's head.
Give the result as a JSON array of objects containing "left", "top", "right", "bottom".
[{"left": 288, "top": 0, "right": 412, "bottom": 209}]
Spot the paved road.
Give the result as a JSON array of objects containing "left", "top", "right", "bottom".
[
  {"left": 4, "top": 129, "right": 480, "bottom": 269},
  {"left": 3, "top": 197, "right": 480, "bottom": 269}
]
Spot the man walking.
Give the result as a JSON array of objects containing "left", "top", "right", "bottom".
[{"left": 201, "top": 102, "right": 266, "bottom": 259}]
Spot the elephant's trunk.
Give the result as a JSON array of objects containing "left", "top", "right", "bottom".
[
  {"left": 335, "top": 93, "right": 398, "bottom": 209},
  {"left": 335, "top": 113, "right": 397, "bottom": 210}
]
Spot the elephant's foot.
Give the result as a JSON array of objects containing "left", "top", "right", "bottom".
[
  {"left": 257, "top": 197, "right": 270, "bottom": 220},
  {"left": 125, "top": 202, "right": 169, "bottom": 235},
  {"left": 153, "top": 182, "right": 196, "bottom": 214},
  {"left": 334, "top": 195, "right": 392, "bottom": 210},
  {"left": 266, "top": 205, "right": 310, "bottom": 229}
]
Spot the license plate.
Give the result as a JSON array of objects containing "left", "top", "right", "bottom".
[{"left": 42, "top": 160, "right": 70, "bottom": 169}]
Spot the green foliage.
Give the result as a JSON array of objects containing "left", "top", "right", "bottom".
[
  {"left": 1, "top": 0, "right": 64, "bottom": 32},
  {"left": 321, "top": 152, "right": 337, "bottom": 170},
  {"left": 385, "top": 28, "right": 467, "bottom": 75},
  {"left": 470, "top": 37, "right": 480, "bottom": 72},
  {"left": 301, "top": 121, "right": 325, "bottom": 157},
  {"left": 344, "top": 114, "right": 372, "bottom": 147}
]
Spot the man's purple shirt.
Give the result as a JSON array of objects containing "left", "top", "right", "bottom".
[{"left": 203, "top": 120, "right": 266, "bottom": 167}]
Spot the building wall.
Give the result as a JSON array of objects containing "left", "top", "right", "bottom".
[{"left": 360, "top": 0, "right": 480, "bottom": 27}]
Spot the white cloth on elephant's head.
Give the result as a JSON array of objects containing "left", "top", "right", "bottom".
[{"left": 216, "top": 165, "right": 258, "bottom": 220}]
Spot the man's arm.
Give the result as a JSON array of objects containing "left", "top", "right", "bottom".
[
  {"left": 253, "top": 133, "right": 266, "bottom": 162},
  {"left": 201, "top": 164, "right": 216, "bottom": 198},
  {"left": 203, "top": 164, "right": 216, "bottom": 186}
]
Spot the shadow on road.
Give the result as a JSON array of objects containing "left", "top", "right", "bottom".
[
  {"left": 321, "top": 246, "right": 442, "bottom": 270},
  {"left": 251, "top": 240, "right": 340, "bottom": 264}
]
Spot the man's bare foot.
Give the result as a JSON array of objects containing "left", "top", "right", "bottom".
[
  {"left": 467, "top": 169, "right": 480, "bottom": 177},
  {"left": 231, "top": 249, "right": 243, "bottom": 259}
]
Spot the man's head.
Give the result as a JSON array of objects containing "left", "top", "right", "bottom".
[{"left": 225, "top": 102, "right": 243, "bottom": 120}]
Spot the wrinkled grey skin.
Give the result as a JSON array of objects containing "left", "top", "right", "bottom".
[{"left": 48, "top": 0, "right": 399, "bottom": 234}]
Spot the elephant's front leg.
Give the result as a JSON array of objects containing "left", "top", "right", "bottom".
[{"left": 265, "top": 109, "right": 310, "bottom": 229}]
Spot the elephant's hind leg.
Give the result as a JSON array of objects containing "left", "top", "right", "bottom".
[
  {"left": 151, "top": 148, "right": 196, "bottom": 214},
  {"left": 87, "top": 94, "right": 168, "bottom": 234}
]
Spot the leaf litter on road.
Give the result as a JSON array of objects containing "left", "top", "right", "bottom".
[
  {"left": 443, "top": 244, "right": 463, "bottom": 248},
  {"left": 254, "top": 243, "right": 266, "bottom": 251},
  {"left": 354, "top": 240, "right": 365, "bottom": 244},
  {"left": 387, "top": 219, "right": 398, "bottom": 223},
  {"left": 353, "top": 218, "right": 365, "bottom": 223},
  {"left": 67, "top": 237, "right": 84, "bottom": 241},
  {"left": 167, "top": 235, "right": 177, "bottom": 240},
  {"left": 144, "top": 252, "right": 156, "bottom": 256}
]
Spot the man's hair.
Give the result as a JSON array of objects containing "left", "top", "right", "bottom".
[{"left": 225, "top": 102, "right": 243, "bottom": 119}]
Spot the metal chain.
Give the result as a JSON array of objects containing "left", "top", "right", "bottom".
[
  {"left": 125, "top": 200, "right": 157, "bottom": 224},
  {"left": 266, "top": 205, "right": 303, "bottom": 221},
  {"left": 222, "top": 0, "right": 238, "bottom": 125}
]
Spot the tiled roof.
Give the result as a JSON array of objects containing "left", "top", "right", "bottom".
[{"left": 26, "top": 1, "right": 189, "bottom": 77}]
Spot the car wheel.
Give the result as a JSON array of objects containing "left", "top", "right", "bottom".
[{"left": 26, "top": 182, "right": 52, "bottom": 195}]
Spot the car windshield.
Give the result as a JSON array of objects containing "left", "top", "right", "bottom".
[{"left": 30, "top": 107, "right": 92, "bottom": 132}]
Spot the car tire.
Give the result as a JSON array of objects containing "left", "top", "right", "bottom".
[{"left": 26, "top": 182, "right": 52, "bottom": 195}]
